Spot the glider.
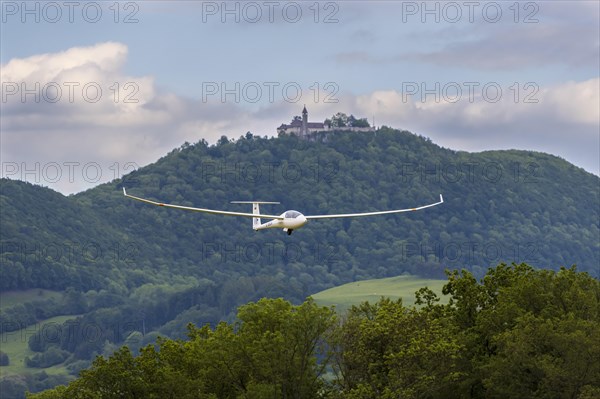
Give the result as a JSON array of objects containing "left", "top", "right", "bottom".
[{"left": 123, "top": 188, "right": 443, "bottom": 235}]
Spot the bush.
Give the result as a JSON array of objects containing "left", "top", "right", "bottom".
[
  {"left": 25, "top": 348, "right": 69, "bottom": 368},
  {"left": 0, "top": 375, "right": 27, "bottom": 399},
  {"left": 0, "top": 350, "right": 9, "bottom": 366}
]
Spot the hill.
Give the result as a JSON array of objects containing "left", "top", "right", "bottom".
[
  {"left": 3, "top": 128, "right": 597, "bottom": 292},
  {"left": 1, "top": 127, "right": 599, "bottom": 396}
]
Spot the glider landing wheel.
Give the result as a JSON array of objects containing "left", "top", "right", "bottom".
[{"left": 287, "top": 229, "right": 293, "bottom": 235}]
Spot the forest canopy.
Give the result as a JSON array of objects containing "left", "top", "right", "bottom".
[
  {"left": 1, "top": 127, "right": 598, "bottom": 397},
  {"left": 28, "top": 264, "right": 600, "bottom": 398}
]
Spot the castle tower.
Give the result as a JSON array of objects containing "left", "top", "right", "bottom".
[{"left": 302, "top": 105, "right": 308, "bottom": 138}]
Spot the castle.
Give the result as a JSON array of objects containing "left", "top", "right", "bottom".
[{"left": 277, "top": 106, "right": 375, "bottom": 139}]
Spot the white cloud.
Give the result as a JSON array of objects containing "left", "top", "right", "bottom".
[
  {"left": 348, "top": 78, "right": 599, "bottom": 174},
  {"left": 542, "top": 79, "right": 600, "bottom": 125},
  {"left": 350, "top": 78, "right": 599, "bottom": 128},
  {"left": 0, "top": 42, "right": 265, "bottom": 193},
  {"left": 2, "top": 42, "right": 128, "bottom": 83}
]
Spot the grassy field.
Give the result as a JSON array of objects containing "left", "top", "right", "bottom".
[
  {"left": 312, "top": 275, "right": 447, "bottom": 313},
  {"left": 0, "top": 278, "right": 446, "bottom": 376},
  {"left": 0, "top": 315, "right": 76, "bottom": 377},
  {"left": 0, "top": 289, "right": 63, "bottom": 309}
]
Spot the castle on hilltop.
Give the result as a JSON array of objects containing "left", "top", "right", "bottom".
[{"left": 277, "top": 106, "right": 375, "bottom": 139}]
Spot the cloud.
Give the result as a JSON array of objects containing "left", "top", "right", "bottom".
[
  {"left": 404, "top": 24, "right": 599, "bottom": 71},
  {"left": 2, "top": 42, "right": 128, "bottom": 82},
  {"left": 542, "top": 79, "right": 600, "bottom": 125},
  {"left": 333, "top": 2, "right": 599, "bottom": 71},
  {"left": 347, "top": 78, "right": 599, "bottom": 174},
  {"left": 0, "top": 42, "right": 270, "bottom": 194}
]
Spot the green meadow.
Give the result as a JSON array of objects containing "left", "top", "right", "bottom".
[
  {"left": 0, "top": 315, "right": 75, "bottom": 377},
  {"left": 0, "top": 289, "right": 63, "bottom": 310},
  {"left": 313, "top": 275, "right": 447, "bottom": 313}
]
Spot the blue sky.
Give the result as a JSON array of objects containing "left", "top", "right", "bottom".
[{"left": 1, "top": 1, "right": 598, "bottom": 193}]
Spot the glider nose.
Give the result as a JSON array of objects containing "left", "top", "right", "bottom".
[
  {"left": 298, "top": 214, "right": 307, "bottom": 226},
  {"left": 290, "top": 214, "right": 307, "bottom": 229}
]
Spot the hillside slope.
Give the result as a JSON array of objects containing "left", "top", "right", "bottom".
[
  {"left": 2, "top": 128, "right": 599, "bottom": 298},
  {"left": 2, "top": 127, "right": 598, "bottom": 395}
]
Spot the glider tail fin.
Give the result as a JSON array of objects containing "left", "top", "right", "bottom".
[
  {"left": 252, "top": 203, "right": 261, "bottom": 230},
  {"left": 231, "top": 201, "right": 280, "bottom": 230}
]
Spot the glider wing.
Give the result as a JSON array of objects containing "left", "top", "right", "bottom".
[
  {"left": 305, "top": 194, "right": 444, "bottom": 219},
  {"left": 123, "top": 188, "right": 285, "bottom": 219}
]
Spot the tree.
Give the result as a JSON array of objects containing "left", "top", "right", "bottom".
[
  {"left": 1, "top": 375, "right": 28, "bottom": 399},
  {"left": 63, "top": 287, "right": 87, "bottom": 314},
  {"left": 348, "top": 115, "right": 370, "bottom": 127},
  {"left": 25, "top": 347, "right": 69, "bottom": 368},
  {"left": 477, "top": 266, "right": 600, "bottom": 398},
  {"left": 329, "top": 112, "right": 348, "bottom": 128},
  {"left": 51, "top": 347, "right": 147, "bottom": 399},
  {"left": 0, "top": 351, "right": 9, "bottom": 366},
  {"left": 235, "top": 297, "right": 336, "bottom": 398},
  {"left": 217, "top": 135, "right": 230, "bottom": 146},
  {"left": 29, "top": 298, "right": 336, "bottom": 399},
  {"left": 330, "top": 264, "right": 600, "bottom": 398},
  {"left": 331, "top": 298, "right": 463, "bottom": 399},
  {"left": 441, "top": 264, "right": 600, "bottom": 398}
]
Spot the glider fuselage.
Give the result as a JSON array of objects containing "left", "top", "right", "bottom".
[{"left": 255, "top": 211, "right": 307, "bottom": 232}]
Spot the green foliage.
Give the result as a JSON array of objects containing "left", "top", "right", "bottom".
[
  {"left": 2, "top": 128, "right": 599, "bottom": 395},
  {"left": 0, "top": 293, "right": 68, "bottom": 336},
  {"left": 331, "top": 298, "right": 463, "bottom": 398},
  {"left": 326, "top": 113, "right": 370, "bottom": 128},
  {"left": 30, "top": 298, "right": 336, "bottom": 399},
  {"left": 348, "top": 114, "right": 370, "bottom": 127},
  {"left": 29, "top": 265, "right": 600, "bottom": 398},
  {"left": 1, "top": 375, "right": 27, "bottom": 399},
  {"left": 328, "top": 263, "right": 600, "bottom": 398},
  {"left": 0, "top": 350, "right": 9, "bottom": 366},
  {"left": 236, "top": 298, "right": 336, "bottom": 397},
  {"left": 473, "top": 265, "right": 600, "bottom": 398},
  {"left": 25, "top": 347, "right": 70, "bottom": 368},
  {"left": 2, "top": 373, "right": 71, "bottom": 399},
  {"left": 2, "top": 128, "right": 597, "bottom": 300}
]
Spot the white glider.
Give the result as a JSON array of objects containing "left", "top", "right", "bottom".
[{"left": 123, "top": 188, "right": 443, "bottom": 235}]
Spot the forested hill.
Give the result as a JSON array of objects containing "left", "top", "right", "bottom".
[{"left": 2, "top": 127, "right": 599, "bottom": 298}]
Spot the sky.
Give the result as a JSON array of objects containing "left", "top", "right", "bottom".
[{"left": 1, "top": 0, "right": 599, "bottom": 194}]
